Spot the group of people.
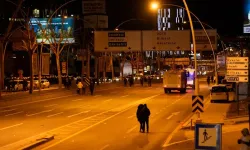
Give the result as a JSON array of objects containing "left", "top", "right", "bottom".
[
  {"left": 140, "top": 76, "right": 152, "bottom": 87},
  {"left": 77, "top": 78, "right": 95, "bottom": 95},
  {"left": 136, "top": 104, "right": 151, "bottom": 133},
  {"left": 207, "top": 76, "right": 215, "bottom": 85}
]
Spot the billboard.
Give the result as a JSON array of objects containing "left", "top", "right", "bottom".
[
  {"left": 84, "top": 15, "right": 108, "bottom": 29},
  {"left": 30, "top": 18, "right": 75, "bottom": 44},
  {"left": 142, "top": 30, "right": 190, "bottom": 51},
  {"left": 94, "top": 31, "right": 141, "bottom": 52},
  {"left": 82, "top": 0, "right": 106, "bottom": 14},
  {"left": 195, "top": 29, "right": 217, "bottom": 51},
  {"left": 244, "top": 0, "right": 250, "bottom": 33}
]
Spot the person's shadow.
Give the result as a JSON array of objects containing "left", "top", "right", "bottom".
[{"left": 202, "top": 136, "right": 212, "bottom": 143}]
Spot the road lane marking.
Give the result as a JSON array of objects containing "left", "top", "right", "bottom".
[
  {"left": 0, "top": 123, "right": 23, "bottom": 131},
  {"left": 103, "top": 99, "right": 112, "bottom": 102},
  {"left": 121, "top": 95, "right": 129, "bottom": 98},
  {"left": 127, "top": 114, "right": 135, "bottom": 119},
  {"left": 162, "top": 95, "right": 210, "bottom": 147},
  {"left": 0, "top": 109, "right": 16, "bottom": 113},
  {"left": 72, "top": 99, "right": 83, "bottom": 102},
  {"left": 165, "top": 139, "right": 194, "bottom": 147},
  {"left": 5, "top": 111, "right": 24, "bottom": 117},
  {"left": 166, "top": 112, "right": 181, "bottom": 120},
  {"left": 67, "top": 111, "right": 90, "bottom": 118},
  {"left": 126, "top": 125, "right": 138, "bottom": 134},
  {"left": 26, "top": 109, "right": 54, "bottom": 117},
  {"left": 47, "top": 112, "right": 64, "bottom": 118},
  {"left": 44, "top": 104, "right": 58, "bottom": 107},
  {"left": 99, "top": 144, "right": 110, "bottom": 150},
  {"left": 0, "top": 95, "right": 74, "bottom": 109},
  {"left": 166, "top": 114, "right": 174, "bottom": 120},
  {"left": 39, "top": 94, "right": 161, "bottom": 150},
  {"left": 94, "top": 95, "right": 101, "bottom": 97}
]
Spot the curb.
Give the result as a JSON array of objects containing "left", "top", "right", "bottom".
[
  {"left": 22, "top": 135, "right": 54, "bottom": 150},
  {"left": 181, "top": 119, "right": 249, "bottom": 130}
]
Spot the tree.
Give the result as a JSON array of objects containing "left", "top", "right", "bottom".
[
  {"left": 0, "top": 0, "right": 24, "bottom": 97},
  {"left": 21, "top": 18, "right": 38, "bottom": 94},
  {"left": 37, "top": 17, "right": 73, "bottom": 89}
]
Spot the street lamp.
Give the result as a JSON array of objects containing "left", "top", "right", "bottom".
[{"left": 150, "top": 1, "right": 199, "bottom": 95}]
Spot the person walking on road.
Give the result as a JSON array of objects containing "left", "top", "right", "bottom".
[
  {"left": 136, "top": 104, "right": 144, "bottom": 132},
  {"left": 124, "top": 77, "right": 127, "bottom": 87},
  {"left": 89, "top": 78, "right": 95, "bottom": 95},
  {"left": 238, "top": 128, "right": 250, "bottom": 150},
  {"left": 141, "top": 104, "right": 151, "bottom": 133},
  {"left": 77, "top": 81, "right": 83, "bottom": 95},
  {"left": 140, "top": 76, "right": 144, "bottom": 87},
  {"left": 148, "top": 76, "right": 152, "bottom": 87},
  {"left": 207, "top": 76, "right": 210, "bottom": 86},
  {"left": 129, "top": 77, "right": 133, "bottom": 87}
]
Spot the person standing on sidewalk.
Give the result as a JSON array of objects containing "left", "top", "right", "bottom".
[
  {"left": 238, "top": 128, "right": 250, "bottom": 150},
  {"left": 77, "top": 81, "right": 83, "bottom": 95},
  {"left": 136, "top": 104, "right": 144, "bottom": 132}
]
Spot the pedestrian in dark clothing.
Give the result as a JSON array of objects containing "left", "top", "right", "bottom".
[
  {"left": 207, "top": 76, "right": 210, "bottom": 85},
  {"left": 211, "top": 76, "right": 214, "bottom": 83},
  {"left": 148, "top": 76, "right": 152, "bottom": 87},
  {"left": 141, "top": 104, "right": 151, "bottom": 133},
  {"left": 140, "top": 76, "right": 144, "bottom": 87},
  {"left": 89, "top": 79, "right": 95, "bottom": 95},
  {"left": 129, "top": 77, "right": 133, "bottom": 87},
  {"left": 136, "top": 104, "right": 144, "bottom": 132},
  {"left": 124, "top": 77, "right": 127, "bottom": 86}
]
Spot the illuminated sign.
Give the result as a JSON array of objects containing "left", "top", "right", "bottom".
[
  {"left": 30, "top": 18, "right": 75, "bottom": 44},
  {"left": 244, "top": 0, "right": 250, "bottom": 33}
]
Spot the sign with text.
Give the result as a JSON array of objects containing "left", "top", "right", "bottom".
[
  {"left": 227, "top": 70, "right": 248, "bottom": 76},
  {"left": 142, "top": 30, "right": 190, "bottom": 51},
  {"left": 227, "top": 57, "right": 248, "bottom": 63},
  {"left": 226, "top": 63, "right": 248, "bottom": 69},
  {"left": 84, "top": 15, "right": 108, "bottom": 29},
  {"left": 82, "top": 0, "right": 106, "bottom": 14},
  {"left": 94, "top": 31, "right": 141, "bottom": 52},
  {"left": 226, "top": 76, "right": 248, "bottom": 82},
  {"left": 195, "top": 29, "right": 217, "bottom": 51}
]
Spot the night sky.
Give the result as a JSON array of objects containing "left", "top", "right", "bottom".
[{"left": 2, "top": 0, "right": 245, "bottom": 36}]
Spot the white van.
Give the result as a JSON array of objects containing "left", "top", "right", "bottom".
[{"left": 210, "top": 85, "right": 229, "bottom": 102}]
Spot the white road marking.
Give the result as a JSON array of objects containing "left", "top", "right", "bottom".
[
  {"left": 44, "top": 104, "right": 58, "bottom": 107},
  {"left": 29, "top": 94, "right": 160, "bottom": 150},
  {"left": 94, "top": 95, "right": 102, "bottom": 97},
  {"left": 164, "top": 139, "right": 194, "bottom": 147},
  {"left": 67, "top": 111, "right": 90, "bottom": 118},
  {"left": 47, "top": 112, "right": 64, "bottom": 118},
  {"left": 0, "top": 109, "right": 16, "bottom": 113},
  {"left": 72, "top": 99, "right": 82, "bottom": 102},
  {"left": 0, "top": 95, "right": 73, "bottom": 109},
  {"left": 0, "top": 123, "right": 23, "bottom": 131},
  {"left": 162, "top": 95, "right": 210, "bottom": 147},
  {"left": 121, "top": 95, "right": 129, "bottom": 98},
  {"left": 99, "top": 144, "right": 110, "bottom": 150},
  {"left": 103, "top": 99, "right": 112, "bottom": 102},
  {"left": 166, "top": 114, "right": 174, "bottom": 120},
  {"left": 126, "top": 125, "right": 138, "bottom": 134},
  {"left": 127, "top": 114, "right": 135, "bottom": 119},
  {"left": 5, "top": 111, "right": 24, "bottom": 117},
  {"left": 26, "top": 109, "right": 54, "bottom": 117}
]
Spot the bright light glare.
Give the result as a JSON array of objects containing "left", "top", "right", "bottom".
[{"left": 151, "top": 2, "right": 159, "bottom": 10}]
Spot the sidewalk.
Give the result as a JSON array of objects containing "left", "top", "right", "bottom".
[
  {"left": 164, "top": 124, "right": 245, "bottom": 150},
  {"left": 165, "top": 99, "right": 250, "bottom": 149}
]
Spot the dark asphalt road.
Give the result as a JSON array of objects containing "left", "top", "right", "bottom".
[{"left": 0, "top": 82, "right": 210, "bottom": 150}]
